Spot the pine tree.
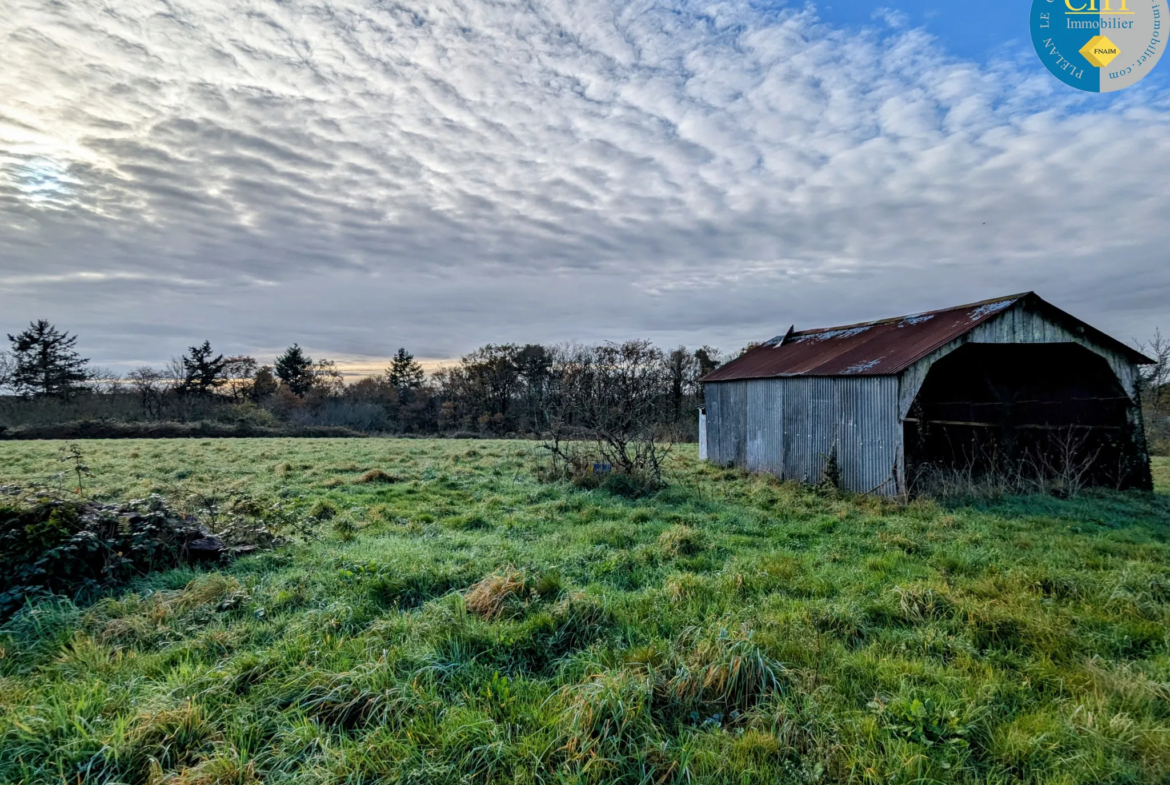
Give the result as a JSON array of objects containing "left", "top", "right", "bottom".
[
  {"left": 179, "top": 341, "right": 227, "bottom": 396},
  {"left": 275, "top": 344, "right": 315, "bottom": 397},
  {"left": 386, "top": 348, "right": 425, "bottom": 403},
  {"left": 250, "top": 366, "right": 279, "bottom": 400},
  {"left": 6, "top": 320, "right": 91, "bottom": 398}
]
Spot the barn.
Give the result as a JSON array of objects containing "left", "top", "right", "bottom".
[{"left": 698, "top": 293, "right": 1153, "bottom": 495}]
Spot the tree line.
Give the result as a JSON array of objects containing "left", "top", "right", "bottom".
[
  {"left": 0, "top": 320, "right": 725, "bottom": 437},
  {"left": 3, "top": 318, "right": 1167, "bottom": 453}
]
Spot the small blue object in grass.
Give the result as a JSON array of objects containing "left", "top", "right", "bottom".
[{"left": 592, "top": 463, "right": 612, "bottom": 474}]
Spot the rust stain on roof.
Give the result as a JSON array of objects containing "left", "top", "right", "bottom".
[{"left": 700, "top": 292, "right": 1150, "bottom": 383}]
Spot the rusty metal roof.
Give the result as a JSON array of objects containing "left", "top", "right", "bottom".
[{"left": 700, "top": 292, "right": 1152, "bottom": 382}]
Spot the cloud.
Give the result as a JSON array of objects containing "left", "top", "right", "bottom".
[
  {"left": 872, "top": 7, "right": 910, "bottom": 29},
  {"left": 1, "top": 0, "right": 1168, "bottom": 371}
]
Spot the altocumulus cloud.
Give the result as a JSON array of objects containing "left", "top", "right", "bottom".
[{"left": 2, "top": 0, "right": 1169, "bottom": 370}]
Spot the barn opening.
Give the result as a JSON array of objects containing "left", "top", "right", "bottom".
[{"left": 903, "top": 343, "right": 1146, "bottom": 492}]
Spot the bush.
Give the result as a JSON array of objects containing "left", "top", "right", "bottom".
[{"left": 0, "top": 494, "right": 215, "bottom": 620}]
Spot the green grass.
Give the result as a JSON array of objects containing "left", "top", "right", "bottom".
[{"left": 0, "top": 440, "right": 1168, "bottom": 785}]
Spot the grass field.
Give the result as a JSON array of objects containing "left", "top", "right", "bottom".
[{"left": 1, "top": 440, "right": 1169, "bottom": 785}]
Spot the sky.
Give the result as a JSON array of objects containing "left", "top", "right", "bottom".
[{"left": 2, "top": 0, "right": 1169, "bottom": 375}]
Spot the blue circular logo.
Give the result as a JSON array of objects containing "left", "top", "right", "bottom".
[{"left": 1031, "top": 0, "right": 1166, "bottom": 91}]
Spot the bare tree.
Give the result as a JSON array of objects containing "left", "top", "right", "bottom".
[
  {"left": 1137, "top": 329, "right": 1169, "bottom": 451},
  {"left": 1138, "top": 329, "right": 1169, "bottom": 410},
  {"left": 544, "top": 340, "right": 673, "bottom": 491},
  {"left": 84, "top": 367, "right": 122, "bottom": 396},
  {"left": 164, "top": 357, "right": 186, "bottom": 388},
  {"left": 664, "top": 346, "right": 697, "bottom": 425},
  {"left": 222, "top": 356, "right": 260, "bottom": 403},
  {"left": 126, "top": 366, "right": 168, "bottom": 419},
  {"left": 309, "top": 358, "right": 346, "bottom": 398},
  {"left": 0, "top": 351, "right": 13, "bottom": 394}
]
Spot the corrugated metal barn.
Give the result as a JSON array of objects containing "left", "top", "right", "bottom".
[{"left": 699, "top": 293, "right": 1154, "bottom": 495}]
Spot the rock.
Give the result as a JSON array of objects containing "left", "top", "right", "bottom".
[{"left": 186, "top": 536, "right": 225, "bottom": 561}]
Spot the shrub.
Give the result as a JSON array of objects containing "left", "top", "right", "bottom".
[
  {"left": 820, "top": 445, "right": 842, "bottom": 490},
  {"left": 0, "top": 421, "right": 365, "bottom": 440},
  {"left": 0, "top": 494, "right": 215, "bottom": 620}
]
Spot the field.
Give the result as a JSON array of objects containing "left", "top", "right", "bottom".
[{"left": 1, "top": 440, "right": 1169, "bottom": 785}]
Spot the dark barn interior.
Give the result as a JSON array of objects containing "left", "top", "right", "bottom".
[{"left": 904, "top": 343, "right": 1152, "bottom": 492}]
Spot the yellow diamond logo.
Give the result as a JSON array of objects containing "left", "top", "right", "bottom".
[{"left": 1080, "top": 35, "right": 1121, "bottom": 68}]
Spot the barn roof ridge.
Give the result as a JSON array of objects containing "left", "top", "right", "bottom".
[
  {"left": 701, "top": 292, "right": 1151, "bottom": 383},
  {"left": 782, "top": 292, "right": 1030, "bottom": 339}
]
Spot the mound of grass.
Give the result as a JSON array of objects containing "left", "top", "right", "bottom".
[
  {"left": 465, "top": 567, "right": 533, "bottom": 619},
  {"left": 354, "top": 469, "right": 400, "bottom": 484},
  {"left": 0, "top": 441, "right": 1166, "bottom": 785},
  {"left": 657, "top": 524, "right": 704, "bottom": 557}
]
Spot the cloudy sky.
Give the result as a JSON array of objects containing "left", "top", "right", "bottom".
[{"left": 2, "top": 0, "right": 1169, "bottom": 374}]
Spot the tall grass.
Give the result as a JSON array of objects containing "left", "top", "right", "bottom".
[{"left": 0, "top": 440, "right": 1167, "bottom": 784}]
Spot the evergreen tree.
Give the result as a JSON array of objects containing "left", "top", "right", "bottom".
[
  {"left": 178, "top": 341, "right": 227, "bottom": 396},
  {"left": 6, "top": 320, "right": 91, "bottom": 398},
  {"left": 386, "top": 348, "right": 425, "bottom": 400},
  {"left": 250, "top": 365, "right": 279, "bottom": 400},
  {"left": 275, "top": 344, "right": 315, "bottom": 397}
]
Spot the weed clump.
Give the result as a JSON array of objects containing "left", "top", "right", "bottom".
[
  {"left": 556, "top": 670, "right": 657, "bottom": 769},
  {"left": 892, "top": 584, "right": 954, "bottom": 623},
  {"left": 659, "top": 628, "right": 785, "bottom": 722},
  {"left": 658, "top": 525, "right": 704, "bottom": 558},
  {"left": 334, "top": 516, "right": 358, "bottom": 541},
  {"left": 464, "top": 567, "right": 561, "bottom": 619},
  {"left": 307, "top": 498, "right": 339, "bottom": 521},
  {"left": 465, "top": 567, "right": 531, "bottom": 619},
  {"left": 108, "top": 701, "right": 219, "bottom": 783}
]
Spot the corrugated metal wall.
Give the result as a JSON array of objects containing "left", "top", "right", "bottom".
[{"left": 705, "top": 376, "right": 901, "bottom": 495}]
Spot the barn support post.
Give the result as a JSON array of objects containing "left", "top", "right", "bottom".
[{"left": 698, "top": 408, "right": 708, "bottom": 461}]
